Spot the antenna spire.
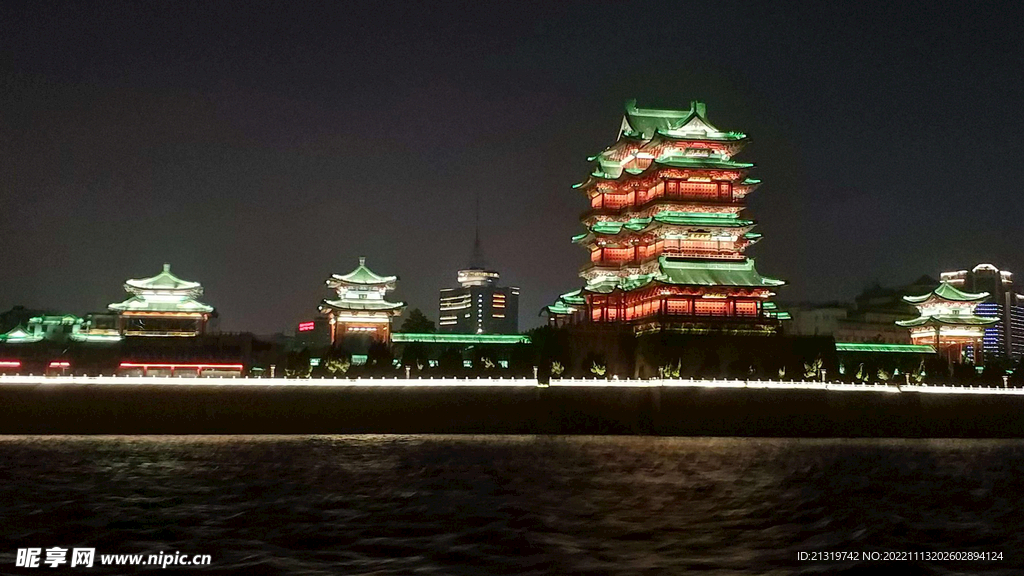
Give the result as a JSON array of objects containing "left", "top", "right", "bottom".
[{"left": 469, "top": 192, "right": 485, "bottom": 269}]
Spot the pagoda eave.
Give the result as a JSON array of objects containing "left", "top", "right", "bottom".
[{"left": 582, "top": 201, "right": 744, "bottom": 223}]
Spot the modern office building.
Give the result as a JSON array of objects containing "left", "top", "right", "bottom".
[
  {"left": 438, "top": 222, "right": 519, "bottom": 335},
  {"left": 941, "top": 264, "right": 1024, "bottom": 361}
]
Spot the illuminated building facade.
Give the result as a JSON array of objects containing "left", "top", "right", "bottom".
[
  {"left": 941, "top": 264, "right": 1024, "bottom": 361},
  {"left": 0, "top": 314, "right": 122, "bottom": 344},
  {"left": 545, "top": 100, "right": 787, "bottom": 335},
  {"left": 897, "top": 282, "right": 999, "bottom": 365},
  {"left": 319, "top": 257, "right": 405, "bottom": 351},
  {"left": 108, "top": 264, "right": 214, "bottom": 337},
  {"left": 439, "top": 269, "right": 520, "bottom": 334}
]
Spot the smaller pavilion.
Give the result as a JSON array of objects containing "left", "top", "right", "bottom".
[
  {"left": 896, "top": 281, "right": 998, "bottom": 365},
  {"left": 319, "top": 257, "right": 405, "bottom": 351},
  {"left": 108, "top": 264, "right": 215, "bottom": 337}
]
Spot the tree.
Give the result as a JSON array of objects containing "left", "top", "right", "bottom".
[
  {"left": 400, "top": 309, "right": 435, "bottom": 333},
  {"left": 437, "top": 347, "right": 464, "bottom": 376},
  {"left": 285, "top": 348, "right": 311, "bottom": 378},
  {"left": 528, "top": 325, "right": 571, "bottom": 381},
  {"left": 323, "top": 345, "right": 352, "bottom": 377},
  {"left": 363, "top": 341, "right": 395, "bottom": 376},
  {"left": 400, "top": 343, "right": 429, "bottom": 373}
]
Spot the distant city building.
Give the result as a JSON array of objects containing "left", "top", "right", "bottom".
[
  {"left": 897, "top": 281, "right": 999, "bottom": 365},
  {"left": 108, "top": 264, "right": 215, "bottom": 337},
  {"left": 544, "top": 99, "right": 787, "bottom": 334},
  {"left": 439, "top": 270, "right": 520, "bottom": 334},
  {"left": 319, "top": 257, "right": 405, "bottom": 352},
  {"left": 438, "top": 227, "right": 519, "bottom": 334},
  {"left": 0, "top": 314, "right": 121, "bottom": 344},
  {"left": 941, "top": 264, "right": 1024, "bottom": 361},
  {"left": 293, "top": 317, "right": 332, "bottom": 350}
]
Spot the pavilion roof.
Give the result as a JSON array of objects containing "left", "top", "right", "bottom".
[
  {"left": 896, "top": 314, "right": 999, "bottom": 327},
  {"left": 320, "top": 298, "right": 405, "bottom": 312},
  {"left": 621, "top": 100, "right": 747, "bottom": 141},
  {"left": 108, "top": 295, "right": 214, "bottom": 313},
  {"left": 124, "top": 264, "right": 203, "bottom": 293},
  {"left": 0, "top": 325, "right": 43, "bottom": 343},
  {"left": 581, "top": 257, "right": 784, "bottom": 294},
  {"left": 575, "top": 156, "right": 752, "bottom": 189},
  {"left": 329, "top": 257, "right": 398, "bottom": 286},
  {"left": 903, "top": 281, "right": 990, "bottom": 304},
  {"left": 575, "top": 212, "right": 755, "bottom": 243},
  {"left": 658, "top": 257, "right": 785, "bottom": 288},
  {"left": 543, "top": 302, "right": 577, "bottom": 316}
]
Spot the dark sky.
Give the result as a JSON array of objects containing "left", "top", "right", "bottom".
[{"left": 2, "top": 1, "right": 1023, "bottom": 334}]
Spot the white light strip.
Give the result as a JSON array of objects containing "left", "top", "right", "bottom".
[
  {"left": 0, "top": 375, "right": 534, "bottom": 387},
  {"left": 0, "top": 375, "right": 1019, "bottom": 394}
]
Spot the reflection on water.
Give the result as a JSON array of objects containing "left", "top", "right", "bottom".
[{"left": 0, "top": 436, "right": 1021, "bottom": 574}]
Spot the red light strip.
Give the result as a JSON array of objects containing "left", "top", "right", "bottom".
[
  {"left": 0, "top": 361, "right": 21, "bottom": 368},
  {"left": 118, "top": 362, "right": 244, "bottom": 370},
  {"left": 48, "top": 361, "right": 70, "bottom": 368}
]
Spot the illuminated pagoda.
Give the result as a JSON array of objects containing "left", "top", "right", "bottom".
[
  {"left": 545, "top": 100, "right": 786, "bottom": 335},
  {"left": 896, "top": 281, "right": 999, "bottom": 365},
  {"left": 108, "top": 264, "right": 214, "bottom": 337},
  {"left": 319, "top": 257, "right": 406, "bottom": 350}
]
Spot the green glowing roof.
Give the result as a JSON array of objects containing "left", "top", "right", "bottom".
[
  {"left": 544, "top": 303, "right": 576, "bottom": 315},
  {"left": 112, "top": 264, "right": 213, "bottom": 313},
  {"left": 586, "top": 157, "right": 752, "bottom": 181},
  {"left": 659, "top": 257, "right": 785, "bottom": 288},
  {"left": 125, "top": 264, "right": 202, "bottom": 293},
  {"left": 320, "top": 298, "right": 405, "bottom": 312},
  {"left": 392, "top": 333, "right": 531, "bottom": 344},
  {"left": 896, "top": 314, "right": 999, "bottom": 327},
  {"left": 655, "top": 157, "right": 753, "bottom": 170},
  {"left": 621, "top": 100, "right": 747, "bottom": 141},
  {"left": 0, "top": 325, "right": 42, "bottom": 343},
  {"left": 835, "top": 343, "right": 937, "bottom": 354},
  {"left": 903, "top": 282, "right": 990, "bottom": 304},
  {"left": 580, "top": 258, "right": 784, "bottom": 293},
  {"left": 108, "top": 295, "right": 214, "bottom": 313},
  {"left": 579, "top": 212, "right": 755, "bottom": 241},
  {"left": 330, "top": 257, "right": 397, "bottom": 286},
  {"left": 559, "top": 289, "right": 586, "bottom": 305}
]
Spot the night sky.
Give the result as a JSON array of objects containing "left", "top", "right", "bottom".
[{"left": 2, "top": 1, "right": 1022, "bottom": 334}]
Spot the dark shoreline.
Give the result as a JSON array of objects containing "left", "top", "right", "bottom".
[{"left": 2, "top": 384, "right": 1024, "bottom": 437}]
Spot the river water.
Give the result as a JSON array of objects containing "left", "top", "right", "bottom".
[{"left": 0, "top": 435, "right": 1020, "bottom": 574}]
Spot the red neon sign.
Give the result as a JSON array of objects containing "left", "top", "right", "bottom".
[
  {"left": 297, "top": 321, "right": 315, "bottom": 332},
  {"left": 119, "top": 362, "right": 244, "bottom": 370}
]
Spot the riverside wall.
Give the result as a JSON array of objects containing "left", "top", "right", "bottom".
[{"left": 1, "top": 377, "right": 1023, "bottom": 436}]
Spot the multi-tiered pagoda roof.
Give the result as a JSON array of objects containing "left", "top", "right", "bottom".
[
  {"left": 896, "top": 282, "right": 999, "bottom": 329},
  {"left": 108, "top": 264, "right": 214, "bottom": 314},
  {"left": 320, "top": 257, "right": 405, "bottom": 314},
  {"left": 545, "top": 99, "right": 787, "bottom": 333}
]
